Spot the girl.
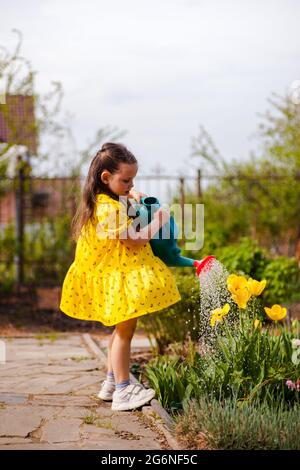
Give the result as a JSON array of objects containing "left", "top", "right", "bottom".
[{"left": 60, "top": 142, "right": 181, "bottom": 411}]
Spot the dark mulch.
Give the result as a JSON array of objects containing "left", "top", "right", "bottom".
[{"left": 0, "top": 287, "right": 111, "bottom": 335}]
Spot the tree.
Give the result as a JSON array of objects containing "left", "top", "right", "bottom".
[{"left": 189, "top": 92, "right": 300, "bottom": 258}]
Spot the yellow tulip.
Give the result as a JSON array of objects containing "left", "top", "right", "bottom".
[
  {"left": 247, "top": 278, "right": 267, "bottom": 296},
  {"left": 254, "top": 319, "right": 262, "bottom": 330},
  {"left": 264, "top": 304, "right": 287, "bottom": 321},
  {"left": 231, "top": 287, "right": 251, "bottom": 309},
  {"left": 210, "top": 303, "right": 230, "bottom": 327},
  {"left": 227, "top": 274, "right": 248, "bottom": 294}
]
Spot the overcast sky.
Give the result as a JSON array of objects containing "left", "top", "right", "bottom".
[{"left": 1, "top": 0, "right": 300, "bottom": 180}]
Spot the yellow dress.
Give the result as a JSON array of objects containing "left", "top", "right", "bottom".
[{"left": 60, "top": 193, "right": 181, "bottom": 326}]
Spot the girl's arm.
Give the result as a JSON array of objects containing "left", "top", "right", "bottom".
[{"left": 120, "top": 207, "right": 170, "bottom": 248}]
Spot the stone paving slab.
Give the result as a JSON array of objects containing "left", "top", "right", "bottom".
[
  {"left": 30, "top": 394, "right": 97, "bottom": 408},
  {"left": 0, "top": 335, "right": 163, "bottom": 450}
]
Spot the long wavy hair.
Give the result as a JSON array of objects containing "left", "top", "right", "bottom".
[{"left": 72, "top": 142, "right": 138, "bottom": 240}]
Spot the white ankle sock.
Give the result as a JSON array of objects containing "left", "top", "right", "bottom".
[
  {"left": 115, "top": 380, "right": 130, "bottom": 391},
  {"left": 106, "top": 372, "right": 115, "bottom": 383}
]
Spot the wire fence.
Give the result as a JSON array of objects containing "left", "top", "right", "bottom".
[{"left": 0, "top": 168, "right": 299, "bottom": 293}]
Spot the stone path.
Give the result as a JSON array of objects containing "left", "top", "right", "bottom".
[{"left": 0, "top": 334, "right": 163, "bottom": 450}]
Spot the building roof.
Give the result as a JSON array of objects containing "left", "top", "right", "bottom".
[{"left": 0, "top": 95, "right": 38, "bottom": 154}]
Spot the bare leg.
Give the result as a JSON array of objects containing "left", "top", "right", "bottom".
[
  {"left": 106, "top": 328, "right": 116, "bottom": 374},
  {"left": 110, "top": 318, "right": 137, "bottom": 383}
]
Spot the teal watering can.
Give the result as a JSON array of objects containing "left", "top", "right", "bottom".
[{"left": 131, "top": 196, "right": 215, "bottom": 276}]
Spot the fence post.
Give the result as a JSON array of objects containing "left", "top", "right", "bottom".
[
  {"left": 179, "top": 176, "right": 185, "bottom": 208},
  {"left": 196, "top": 169, "right": 202, "bottom": 200},
  {"left": 15, "top": 156, "right": 24, "bottom": 287},
  {"left": 179, "top": 177, "right": 185, "bottom": 234}
]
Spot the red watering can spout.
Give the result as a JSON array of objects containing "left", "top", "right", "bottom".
[{"left": 193, "top": 256, "right": 216, "bottom": 277}]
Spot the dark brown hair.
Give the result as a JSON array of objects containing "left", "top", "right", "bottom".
[{"left": 72, "top": 142, "right": 138, "bottom": 240}]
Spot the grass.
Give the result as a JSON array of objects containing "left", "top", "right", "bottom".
[
  {"left": 83, "top": 412, "right": 115, "bottom": 430},
  {"left": 83, "top": 413, "right": 98, "bottom": 425},
  {"left": 70, "top": 356, "right": 90, "bottom": 362},
  {"left": 35, "top": 333, "right": 60, "bottom": 342},
  {"left": 35, "top": 332, "right": 61, "bottom": 346},
  {"left": 176, "top": 396, "right": 300, "bottom": 450}
]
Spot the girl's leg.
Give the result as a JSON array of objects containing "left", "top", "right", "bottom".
[
  {"left": 110, "top": 317, "right": 155, "bottom": 410},
  {"left": 98, "top": 329, "right": 117, "bottom": 400},
  {"left": 106, "top": 328, "right": 116, "bottom": 374},
  {"left": 110, "top": 317, "right": 137, "bottom": 384}
]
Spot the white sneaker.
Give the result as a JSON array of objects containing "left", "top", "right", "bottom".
[
  {"left": 111, "top": 383, "right": 155, "bottom": 411},
  {"left": 97, "top": 380, "right": 115, "bottom": 401}
]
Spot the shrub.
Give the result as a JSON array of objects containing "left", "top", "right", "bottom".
[
  {"left": 0, "top": 216, "right": 74, "bottom": 290},
  {"left": 214, "top": 237, "right": 300, "bottom": 305},
  {"left": 24, "top": 215, "right": 74, "bottom": 285},
  {"left": 0, "top": 223, "right": 16, "bottom": 292},
  {"left": 261, "top": 257, "right": 300, "bottom": 305},
  {"left": 214, "top": 237, "right": 268, "bottom": 277}
]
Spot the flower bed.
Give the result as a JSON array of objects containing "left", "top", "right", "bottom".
[{"left": 144, "top": 271, "right": 300, "bottom": 449}]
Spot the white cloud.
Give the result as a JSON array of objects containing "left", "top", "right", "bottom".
[{"left": 1, "top": 0, "right": 300, "bottom": 180}]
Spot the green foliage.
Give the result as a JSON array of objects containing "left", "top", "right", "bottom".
[
  {"left": 202, "top": 321, "right": 299, "bottom": 402},
  {"left": 187, "top": 237, "right": 300, "bottom": 306},
  {"left": 214, "top": 237, "right": 268, "bottom": 277},
  {"left": 0, "top": 215, "right": 74, "bottom": 290},
  {"left": 176, "top": 397, "right": 300, "bottom": 450},
  {"left": 0, "top": 223, "right": 16, "bottom": 262},
  {"left": 0, "top": 224, "right": 16, "bottom": 292},
  {"left": 145, "top": 320, "right": 300, "bottom": 410},
  {"left": 261, "top": 257, "right": 300, "bottom": 305},
  {"left": 145, "top": 356, "right": 192, "bottom": 412},
  {"left": 24, "top": 215, "right": 74, "bottom": 285},
  {"left": 0, "top": 263, "right": 15, "bottom": 292},
  {"left": 215, "top": 238, "right": 300, "bottom": 305},
  {"left": 215, "top": 239, "right": 300, "bottom": 305}
]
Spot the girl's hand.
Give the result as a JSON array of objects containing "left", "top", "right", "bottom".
[
  {"left": 153, "top": 207, "right": 171, "bottom": 226},
  {"left": 128, "top": 189, "right": 148, "bottom": 202}
]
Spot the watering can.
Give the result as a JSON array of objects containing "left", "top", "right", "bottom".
[{"left": 130, "top": 196, "right": 215, "bottom": 277}]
